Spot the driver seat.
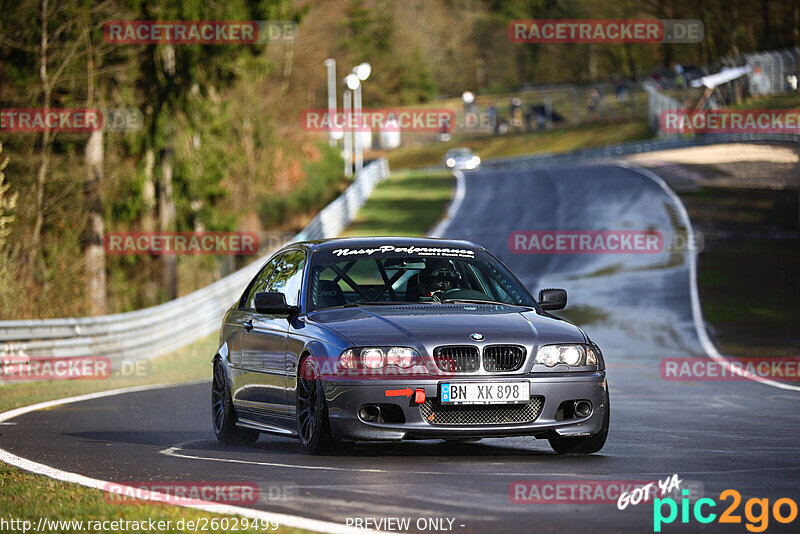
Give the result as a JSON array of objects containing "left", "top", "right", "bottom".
[
  {"left": 405, "top": 273, "right": 424, "bottom": 301},
  {"left": 315, "top": 280, "right": 346, "bottom": 308}
]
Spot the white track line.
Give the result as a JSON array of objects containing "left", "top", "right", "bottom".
[
  {"left": 159, "top": 441, "right": 548, "bottom": 475},
  {"left": 2, "top": 159, "right": 796, "bottom": 534},
  {"left": 428, "top": 160, "right": 799, "bottom": 393},
  {"left": 428, "top": 170, "right": 465, "bottom": 238},
  {"left": 0, "top": 382, "right": 381, "bottom": 534},
  {"left": 620, "top": 162, "right": 800, "bottom": 393}
]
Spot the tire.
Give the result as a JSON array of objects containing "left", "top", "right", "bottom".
[
  {"left": 296, "top": 356, "right": 334, "bottom": 454},
  {"left": 212, "top": 358, "right": 259, "bottom": 445},
  {"left": 548, "top": 392, "right": 610, "bottom": 455}
]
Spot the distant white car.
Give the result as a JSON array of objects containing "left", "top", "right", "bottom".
[{"left": 444, "top": 148, "right": 481, "bottom": 170}]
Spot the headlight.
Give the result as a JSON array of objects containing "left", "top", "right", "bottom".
[
  {"left": 386, "top": 347, "right": 416, "bottom": 368},
  {"left": 585, "top": 346, "right": 598, "bottom": 366},
  {"left": 535, "top": 344, "right": 597, "bottom": 368},
  {"left": 446, "top": 158, "right": 456, "bottom": 167},
  {"left": 337, "top": 347, "right": 421, "bottom": 371},
  {"left": 561, "top": 345, "right": 582, "bottom": 366},
  {"left": 361, "top": 348, "right": 384, "bottom": 369},
  {"left": 338, "top": 348, "right": 357, "bottom": 370}
]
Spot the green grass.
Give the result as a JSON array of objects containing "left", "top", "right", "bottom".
[
  {"left": 0, "top": 334, "right": 217, "bottom": 413},
  {"left": 0, "top": 113, "right": 680, "bottom": 531},
  {"left": 0, "top": 335, "right": 309, "bottom": 534},
  {"left": 681, "top": 188, "right": 800, "bottom": 359},
  {"left": 730, "top": 92, "right": 800, "bottom": 110},
  {"left": 383, "top": 119, "right": 651, "bottom": 170},
  {"left": 342, "top": 170, "right": 455, "bottom": 237},
  {"left": 0, "top": 462, "right": 309, "bottom": 534},
  {"left": 0, "top": 170, "right": 455, "bottom": 534}
]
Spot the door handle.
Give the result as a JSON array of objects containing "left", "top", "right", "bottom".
[{"left": 243, "top": 319, "right": 253, "bottom": 332}]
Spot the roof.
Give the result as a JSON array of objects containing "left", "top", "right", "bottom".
[{"left": 292, "top": 236, "right": 479, "bottom": 252}]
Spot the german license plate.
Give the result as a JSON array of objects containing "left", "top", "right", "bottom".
[{"left": 440, "top": 381, "right": 528, "bottom": 405}]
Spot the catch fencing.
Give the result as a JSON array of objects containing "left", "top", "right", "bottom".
[
  {"left": 647, "top": 47, "right": 800, "bottom": 136},
  {"left": 742, "top": 49, "right": 799, "bottom": 96}
]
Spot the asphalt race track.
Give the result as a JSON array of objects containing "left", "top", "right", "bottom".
[{"left": 2, "top": 163, "right": 799, "bottom": 533}]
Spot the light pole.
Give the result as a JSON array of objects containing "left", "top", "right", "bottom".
[
  {"left": 343, "top": 74, "right": 359, "bottom": 178},
  {"left": 324, "top": 58, "right": 340, "bottom": 147},
  {"left": 352, "top": 63, "right": 371, "bottom": 175}
]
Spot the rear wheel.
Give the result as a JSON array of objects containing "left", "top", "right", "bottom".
[
  {"left": 296, "top": 356, "right": 334, "bottom": 454},
  {"left": 212, "top": 358, "right": 259, "bottom": 445},
  {"left": 548, "top": 392, "right": 609, "bottom": 455}
]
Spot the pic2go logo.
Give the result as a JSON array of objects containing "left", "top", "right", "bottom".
[{"left": 653, "top": 489, "right": 798, "bottom": 532}]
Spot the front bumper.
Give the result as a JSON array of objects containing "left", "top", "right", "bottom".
[{"left": 324, "top": 371, "right": 607, "bottom": 441}]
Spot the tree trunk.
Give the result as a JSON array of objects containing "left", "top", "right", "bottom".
[
  {"left": 142, "top": 148, "right": 158, "bottom": 304},
  {"left": 159, "top": 146, "right": 177, "bottom": 300},
  {"left": 761, "top": 0, "right": 772, "bottom": 50},
  {"left": 84, "top": 129, "right": 105, "bottom": 315},
  {"left": 84, "top": 27, "right": 106, "bottom": 316},
  {"left": 29, "top": 0, "right": 51, "bottom": 268},
  {"left": 158, "top": 43, "right": 178, "bottom": 301}
]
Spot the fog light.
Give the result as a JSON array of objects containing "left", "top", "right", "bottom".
[{"left": 574, "top": 400, "right": 592, "bottom": 417}]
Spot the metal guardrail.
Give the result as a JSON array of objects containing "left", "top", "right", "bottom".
[
  {"left": 0, "top": 158, "right": 389, "bottom": 370},
  {"left": 3, "top": 127, "right": 797, "bottom": 375},
  {"left": 642, "top": 81, "right": 682, "bottom": 138}
]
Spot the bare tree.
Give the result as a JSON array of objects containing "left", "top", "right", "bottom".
[
  {"left": 29, "top": 0, "right": 86, "bottom": 268},
  {"left": 84, "top": 23, "right": 105, "bottom": 315}
]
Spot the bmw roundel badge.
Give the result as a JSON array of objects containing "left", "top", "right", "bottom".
[{"left": 470, "top": 333, "right": 485, "bottom": 341}]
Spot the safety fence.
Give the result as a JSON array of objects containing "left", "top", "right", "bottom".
[
  {"left": 742, "top": 49, "right": 799, "bottom": 96},
  {"left": 646, "top": 47, "right": 800, "bottom": 136}
]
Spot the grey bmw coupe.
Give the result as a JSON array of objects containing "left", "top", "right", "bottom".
[{"left": 212, "top": 237, "right": 609, "bottom": 454}]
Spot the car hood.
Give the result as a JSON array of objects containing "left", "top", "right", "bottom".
[{"left": 308, "top": 303, "right": 585, "bottom": 351}]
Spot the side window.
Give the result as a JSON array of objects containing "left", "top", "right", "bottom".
[
  {"left": 240, "top": 253, "right": 283, "bottom": 309},
  {"left": 265, "top": 250, "right": 306, "bottom": 307}
]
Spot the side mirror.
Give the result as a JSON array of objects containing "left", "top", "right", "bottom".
[
  {"left": 254, "top": 292, "right": 297, "bottom": 316},
  {"left": 538, "top": 288, "right": 567, "bottom": 311}
]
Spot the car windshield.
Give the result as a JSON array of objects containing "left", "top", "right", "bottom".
[
  {"left": 308, "top": 245, "right": 535, "bottom": 311},
  {"left": 448, "top": 149, "right": 472, "bottom": 158}
]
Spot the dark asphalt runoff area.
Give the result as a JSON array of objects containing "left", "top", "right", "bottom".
[{"left": 2, "top": 163, "right": 799, "bottom": 533}]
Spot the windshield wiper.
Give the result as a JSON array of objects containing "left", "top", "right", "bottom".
[
  {"left": 440, "top": 298, "right": 523, "bottom": 307},
  {"left": 344, "top": 301, "right": 411, "bottom": 307}
]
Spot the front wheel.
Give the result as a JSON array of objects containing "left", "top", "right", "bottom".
[
  {"left": 212, "top": 358, "right": 259, "bottom": 445},
  {"left": 296, "top": 356, "right": 334, "bottom": 454},
  {"left": 548, "top": 392, "right": 609, "bottom": 455}
]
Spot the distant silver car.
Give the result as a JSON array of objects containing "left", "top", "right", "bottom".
[{"left": 444, "top": 148, "right": 481, "bottom": 170}]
